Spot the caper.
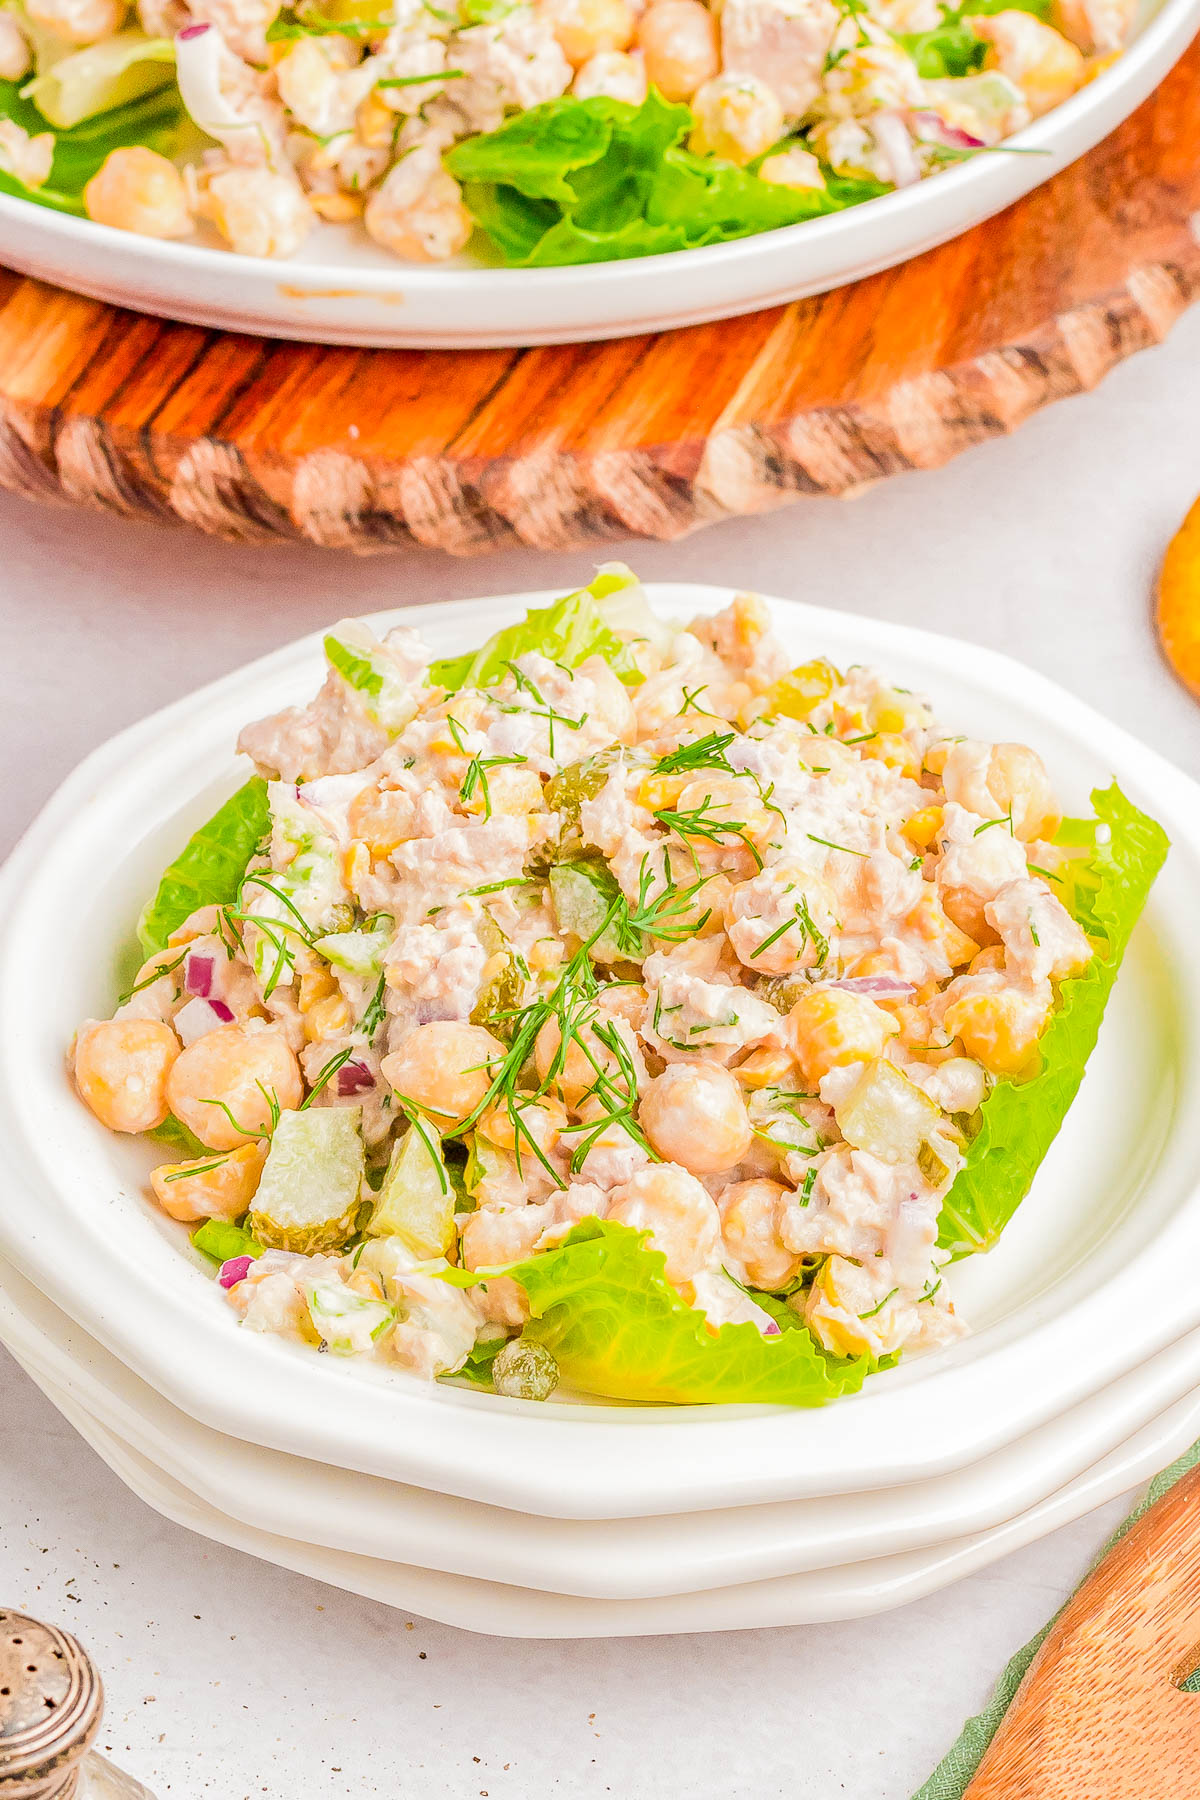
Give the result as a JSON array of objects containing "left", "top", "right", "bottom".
[{"left": 491, "top": 1338, "right": 560, "bottom": 1402}]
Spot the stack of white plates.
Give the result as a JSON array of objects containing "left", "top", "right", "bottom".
[{"left": 1, "top": 587, "right": 1198, "bottom": 1638}]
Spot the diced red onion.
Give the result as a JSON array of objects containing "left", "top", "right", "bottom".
[
  {"left": 210, "top": 998, "right": 235, "bottom": 1022},
  {"left": 337, "top": 1059, "right": 375, "bottom": 1096},
  {"left": 177, "top": 19, "right": 210, "bottom": 35},
  {"left": 872, "top": 112, "right": 922, "bottom": 188},
  {"left": 218, "top": 1255, "right": 253, "bottom": 1289},
  {"left": 911, "top": 109, "right": 985, "bottom": 150},
  {"left": 184, "top": 953, "right": 213, "bottom": 997},
  {"left": 822, "top": 976, "right": 916, "bottom": 1000},
  {"left": 763, "top": 1320, "right": 782, "bottom": 1338}
]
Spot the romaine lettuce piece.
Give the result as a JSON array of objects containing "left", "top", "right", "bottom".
[
  {"left": 442, "top": 1218, "right": 873, "bottom": 1405},
  {"left": 444, "top": 91, "right": 885, "bottom": 269},
  {"left": 429, "top": 569, "right": 634, "bottom": 694},
  {"left": 137, "top": 777, "right": 270, "bottom": 958},
  {"left": 23, "top": 30, "right": 174, "bottom": 130},
  {"left": 938, "top": 783, "right": 1168, "bottom": 1256}
]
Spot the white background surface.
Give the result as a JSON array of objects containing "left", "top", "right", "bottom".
[{"left": 3, "top": 301, "right": 1200, "bottom": 1800}]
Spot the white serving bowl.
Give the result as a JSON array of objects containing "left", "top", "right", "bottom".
[
  {"left": 0, "top": 0, "right": 1193, "bottom": 348},
  {"left": 0, "top": 585, "right": 1197, "bottom": 1521},
  {"left": 6, "top": 1263, "right": 1197, "bottom": 1636},
  {"left": 4, "top": 1251, "right": 1200, "bottom": 1604}
]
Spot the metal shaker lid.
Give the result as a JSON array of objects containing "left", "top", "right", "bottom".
[{"left": 0, "top": 1611, "right": 103, "bottom": 1800}]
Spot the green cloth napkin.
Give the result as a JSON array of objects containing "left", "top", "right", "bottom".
[{"left": 913, "top": 1437, "right": 1200, "bottom": 1798}]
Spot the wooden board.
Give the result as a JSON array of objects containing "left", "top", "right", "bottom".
[
  {"left": 0, "top": 38, "right": 1198, "bottom": 556},
  {"left": 964, "top": 1461, "right": 1200, "bottom": 1799}
]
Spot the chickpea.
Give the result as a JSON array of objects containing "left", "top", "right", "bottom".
[
  {"left": 534, "top": 1012, "right": 640, "bottom": 1111},
  {"left": 942, "top": 982, "right": 1050, "bottom": 1077},
  {"left": 380, "top": 1021, "right": 505, "bottom": 1128},
  {"left": 968, "top": 10, "right": 1085, "bottom": 117},
  {"left": 725, "top": 863, "right": 839, "bottom": 976},
  {"left": 0, "top": 13, "right": 30, "bottom": 80},
  {"left": 545, "top": 0, "right": 635, "bottom": 68},
  {"left": 150, "top": 1142, "right": 267, "bottom": 1224},
  {"left": 479, "top": 1093, "right": 567, "bottom": 1156},
  {"left": 198, "top": 166, "right": 316, "bottom": 261},
  {"left": 84, "top": 147, "right": 192, "bottom": 240},
  {"left": 786, "top": 988, "right": 900, "bottom": 1087},
  {"left": 719, "top": 1179, "right": 804, "bottom": 1291},
  {"left": 608, "top": 1163, "right": 720, "bottom": 1285},
  {"left": 364, "top": 154, "right": 473, "bottom": 263},
  {"left": 637, "top": 0, "right": 718, "bottom": 100},
  {"left": 907, "top": 891, "right": 980, "bottom": 971},
  {"left": 942, "top": 740, "right": 1060, "bottom": 842},
  {"left": 689, "top": 73, "right": 784, "bottom": 167},
  {"left": 167, "top": 1025, "right": 303, "bottom": 1150},
  {"left": 638, "top": 1061, "right": 751, "bottom": 1173},
  {"left": 74, "top": 1018, "right": 181, "bottom": 1134},
  {"left": 25, "top": 0, "right": 126, "bottom": 44},
  {"left": 985, "top": 744, "right": 1061, "bottom": 842},
  {"left": 666, "top": 772, "right": 777, "bottom": 876},
  {"left": 940, "top": 884, "right": 1002, "bottom": 949},
  {"left": 573, "top": 46, "right": 648, "bottom": 102}
]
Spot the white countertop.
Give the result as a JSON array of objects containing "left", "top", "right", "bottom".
[{"left": 3, "top": 302, "right": 1200, "bottom": 1800}]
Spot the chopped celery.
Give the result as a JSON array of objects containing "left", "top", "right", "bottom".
[
  {"left": 249, "top": 1108, "right": 365, "bottom": 1254},
  {"left": 323, "top": 620, "right": 419, "bottom": 735},
  {"left": 23, "top": 30, "right": 174, "bottom": 130},
  {"left": 192, "top": 1219, "right": 264, "bottom": 1265},
  {"left": 312, "top": 924, "right": 391, "bottom": 976}
]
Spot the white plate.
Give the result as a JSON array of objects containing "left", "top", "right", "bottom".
[
  {"left": 4, "top": 1251, "right": 1200, "bottom": 1601},
  {"left": 14, "top": 1315, "right": 1198, "bottom": 1636},
  {"left": 1, "top": 585, "right": 1198, "bottom": 1521},
  {"left": 0, "top": 0, "right": 1194, "bottom": 348}
]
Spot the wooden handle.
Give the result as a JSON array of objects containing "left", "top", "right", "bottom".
[{"left": 964, "top": 1463, "right": 1200, "bottom": 1800}]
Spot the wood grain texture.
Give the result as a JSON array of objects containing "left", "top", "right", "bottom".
[
  {"left": 963, "top": 1462, "right": 1200, "bottom": 1800},
  {"left": 1, "top": 38, "right": 1199, "bottom": 555}
]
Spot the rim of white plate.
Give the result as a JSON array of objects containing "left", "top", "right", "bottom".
[
  {"left": 5, "top": 1249, "right": 1200, "bottom": 1599},
  {"left": 0, "top": 585, "right": 1198, "bottom": 1520},
  {"left": 0, "top": 0, "right": 1193, "bottom": 346}
]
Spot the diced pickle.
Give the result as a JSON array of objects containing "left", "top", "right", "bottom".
[
  {"left": 762, "top": 660, "right": 840, "bottom": 722},
  {"left": 248, "top": 1107, "right": 365, "bottom": 1254},
  {"left": 305, "top": 1279, "right": 395, "bottom": 1355},
  {"left": 754, "top": 973, "right": 811, "bottom": 1015},
  {"left": 368, "top": 1121, "right": 457, "bottom": 1259},
  {"left": 492, "top": 1338, "right": 560, "bottom": 1401},
  {"left": 471, "top": 950, "right": 525, "bottom": 1038},
  {"left": 549, "top": 861, "right": 625, "bottom": 963},
  {"left": 835, "top": 1060, "right": 945, "bottom": 1170},
  {"left": 544, "top": 751, "right": 616, "bottom": 823}
]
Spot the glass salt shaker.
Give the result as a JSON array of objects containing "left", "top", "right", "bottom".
[{"left": 0, "top": 1609, "right": 156, "bottom": 1799}]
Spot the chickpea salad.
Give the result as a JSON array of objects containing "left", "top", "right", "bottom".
[
  {"left": 72, "top": 572, "right": 1166, "bottom": 1406},
  {"left": 0, "top": 0, "right": 1134, "bottom": 266}
]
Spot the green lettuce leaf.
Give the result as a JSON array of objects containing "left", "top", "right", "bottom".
[
  {"left": 0, "top": 73, "right": 187, "bottom": 215},
  {"left": 137, "top": 777, "right": 271, "bottom": 957},
  {"left": 445, "top": 90, "right": 886, "bottom": 268},
  {"left": 937, "top": 783, "right": 1168, "bottom": 1256},
  {"left": 445, "top": 1219, "right": 873, "bottom": 1405},
  {"left": 430, "top": 569, "right": 636, "bottom": 693}
]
